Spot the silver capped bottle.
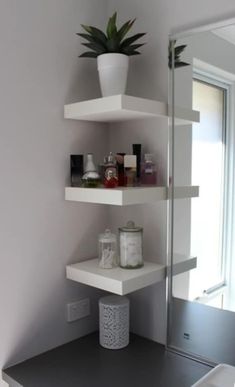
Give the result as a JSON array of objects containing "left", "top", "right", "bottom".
[{"left": 82, "top": 153, "right": 101, "bottom": 188}]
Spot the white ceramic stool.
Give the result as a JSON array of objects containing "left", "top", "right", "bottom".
[{"left": 99, "top": 295, "right": 130, "bottom": 350}]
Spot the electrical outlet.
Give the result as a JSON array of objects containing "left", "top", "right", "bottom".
[
  {"left": 67, "top": 298, "right": 90, "bottom": 322},
  {"left": 183, "top": 332, "right": 191, "bottom": 340}
]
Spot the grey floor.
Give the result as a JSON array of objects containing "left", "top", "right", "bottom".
[{"left": 3, "top": 333, "right": 212, "bottom": 387}]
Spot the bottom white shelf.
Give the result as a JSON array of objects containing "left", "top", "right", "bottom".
[
  {"left": 67, "top": 259, "right": 165, "bottom": 295},
  {"left": 66, "top": 256, "right": 197, "bottom": 295}
]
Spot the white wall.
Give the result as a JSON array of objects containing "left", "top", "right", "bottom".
[
  {"left": 107, "top": 0, "right": 235, "bottom": 344},
  {"left": 0, "top": 1, "right": 109, "bottom": 385},
  {"left": 2, "top": 1, "right": 235, "bottom": 384}
]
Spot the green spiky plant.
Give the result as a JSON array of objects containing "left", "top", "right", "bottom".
[
  {"left": 77, "top": 12, "right": 146, "bottom": 58},
  {"left": 168, "top": 40, "right": 189, "bottom": 69}
]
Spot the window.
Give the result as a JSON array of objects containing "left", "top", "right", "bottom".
[{"left": 189, "top": 75, "right": 228, "bottom": 304}]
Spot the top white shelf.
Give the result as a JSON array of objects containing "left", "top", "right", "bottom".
[{"left": 64, "top": 95, "right": 200, "bottom": 125}]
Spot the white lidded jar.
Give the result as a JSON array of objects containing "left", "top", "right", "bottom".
[
  {"left": 98, "top": 229, "right": 118, "bottom": 269},
  {"left": 119, "top": 221, "right": 143, "bottom": 269}
]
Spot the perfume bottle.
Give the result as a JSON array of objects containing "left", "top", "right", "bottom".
[
  {"left": 82, "top": 153, "right": 101, "bottom": 188},
  {"left": 99, "top": 156, "right": 108, "bottom": 184},
  {"left": 70, "top": 155, "right": 84, "bottom": 187},
  {"left": 132, "top": 144, "right": 141, "bottom": 184},
  {"left": 104, "top": 152, "right": 118, "bottom": 188},
  {"left": 124, "top": 155, "right": 137, "bottom": 187},
  {"left": 141, "top": 154, "right": 157, "bottom": 185},
  {"left": 116, "top": 153, "right": 126, "bottom": 186}
]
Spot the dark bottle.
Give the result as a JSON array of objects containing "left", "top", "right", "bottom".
[
  {"left": 116, "top": 152, "right": 126, "bottom": 186},
  {"left": 132, "top": 144, "right": 142, "bottom": 183},
  {"left": 70, "top": 155, "right": 84, "bottom": 187}
]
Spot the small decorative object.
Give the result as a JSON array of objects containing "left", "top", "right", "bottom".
[
  {"left": 98, "top": 229, "right": 118, "bottom": 269},
  {"left": 168, "top": 40, "right": 189, "bottom": 69},
  {"left": 104, "top": 152, "right": 118, "bottom": 188},
  {"left": 116, "top": 153, "right": 126, "bottom": 186},
  {"left": 119, "top": 221, "right": 143, "bottom": 269},
  {"left": 70, "top": 155, "right": 84, "bottom": 187},
  {"left": 141, "top": 153, "right": 157, "bottom": 185},
  {"left": 77, "top": 12, "right": 146, "bottom": 96},
  {"left": 132, "top": 144, "right": 141, "bottom": 183},
  {"left": 124, "top": 155, "right": 137, "bottom": 187},
  {"left": 105, "top": 170, "right": 118, "bottom": 188},
  {"left": 99, "top": 295, "right": 130, "bottom": 349},
  {"left": 99, "top": 156, "right": 108, "bottom": 184},
  {"left": 82, "top": 153, "right": 101, "bottom": 188}
]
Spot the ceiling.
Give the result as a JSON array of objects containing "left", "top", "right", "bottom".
[{"left": 213, "top": 24, "right": 235, "bottom": 46}]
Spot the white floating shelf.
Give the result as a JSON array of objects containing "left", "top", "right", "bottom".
[
  {"left": 65, "top": 186, "right": 199, "bottom": 206},
  {"left": 64, "top": 95, "right": 199, "bottom": 125},
  {"left": 67, "top": 259, "right": 165, "bottom": 295},
  {"left": 170, "top": 254, "right": 197, "bottom": 276},
  {"left": 66, "top": 256, "right": 197, "bottom": 295}
]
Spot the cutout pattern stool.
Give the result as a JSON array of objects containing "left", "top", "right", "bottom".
[{"left": 99, "top": 295, "right": 129, "bottom": 350}]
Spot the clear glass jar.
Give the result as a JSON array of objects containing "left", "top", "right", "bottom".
[
  {"left": 98, "top": 229, "right": 118, "bottom": 269},
  {"left": 119, "top": 221, "right": 143, "bottom": 269}
]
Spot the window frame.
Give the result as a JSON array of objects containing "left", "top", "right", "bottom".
[{"left": 192, "top": 69, "right": 233, "bottom": 300}]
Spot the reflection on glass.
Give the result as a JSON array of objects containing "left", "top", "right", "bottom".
[{"left": 169, "top": 21, "right": 235, "bottom": 365}]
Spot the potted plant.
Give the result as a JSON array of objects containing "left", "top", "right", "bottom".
[{"left": 77, "top": 12, "right": 146, "bottom": 97}]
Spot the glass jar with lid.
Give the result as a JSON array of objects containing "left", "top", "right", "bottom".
[
  {"left": 98, "top": 229, "right": 118, "bottom": 269},
  {"left": 119, "top": 221, "right": 143, "bottom": 269}
]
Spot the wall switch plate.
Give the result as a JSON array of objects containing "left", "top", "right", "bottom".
[{"left": 67, "top": 298, "right": 90, "bottom": 322}]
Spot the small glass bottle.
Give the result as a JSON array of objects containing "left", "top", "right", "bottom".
[
  {"left": 82, "top": 153, "right": 101, "bottom": 188},
  {"left": 104, "top": 152, "right": 118, "bottom": 188},
  {"left": 141, "top": 154, "right": 157, "bottom": 185},
  {"left": 119, "top": 221, "right": 143, "bottom": 269},
  {"left": 98, "top": 229, "right": 118, "bottom": 269},
  {"left": 99, "top": 156, "right": 108, "bottom": 185}
]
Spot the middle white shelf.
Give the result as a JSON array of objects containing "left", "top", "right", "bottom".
[{"left": 65, "top": 185, "right": 199, "bottom": 206}]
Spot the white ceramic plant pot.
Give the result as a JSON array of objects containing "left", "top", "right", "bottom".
[{"left": 97, "top": 53, "right": 129, "bottom": 97}]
